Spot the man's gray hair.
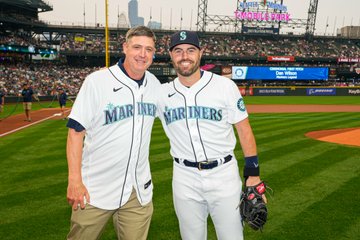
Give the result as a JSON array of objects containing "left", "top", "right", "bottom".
[{"left": 125, "top": 26, "right": 156, "bottom": 43}]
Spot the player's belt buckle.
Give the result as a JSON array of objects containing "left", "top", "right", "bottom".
[
  {"left": 197, "top": 161, "right": 205, "bottom": 170},
  {"left": 197, "top": 160, "right": 217, "bottom": 170}
]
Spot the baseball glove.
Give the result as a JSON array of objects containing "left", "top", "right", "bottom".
[{"left": 239, "top": 181, "right": 268, "bottom": 231}]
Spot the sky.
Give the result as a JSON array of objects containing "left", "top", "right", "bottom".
[{"left": 39, "top": 0, "right": 360, "bottom": 35}]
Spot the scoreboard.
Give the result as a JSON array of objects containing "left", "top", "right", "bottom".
[
  {"left": 148, "top": 66, "right": 176, "bottom": 76},
  {"left": 232, "top": 66, "right": 329, "bottom": 80}
]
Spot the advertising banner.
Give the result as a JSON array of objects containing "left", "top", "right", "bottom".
[
  {"left": 337, "top": 58, "right": 360, "bottom": 63},
  {"left": 267, "top": 56, "right": 295, "bottom": 62},
  {"left": 347, "top": 89, "right": 360, "bottom": 95},
  {"left": 256, "top": 88, "right": 286, "bottom": 95},
  {"left": 242, "top": 26, "right": 279, "bottom": 34},
  {"left": 306, "top": 88, "right": 336, "bottom": 96},
  {"left": 238, "top": 88, "right": 246, "bottom": 96}
]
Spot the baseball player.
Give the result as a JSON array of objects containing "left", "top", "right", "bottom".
[
  {"left": 157, "top": 30, "right": 264, "bottom": 240},
  {"left": 66, "top": 26, "right": 160, "bottom": 240}
]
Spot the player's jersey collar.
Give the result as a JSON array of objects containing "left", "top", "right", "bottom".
[
  {"left": 110, "top": 63, "right": 148, "bottom": 90},
  {"left": 174, "top": 70, "right": 212, "bottom": 93},
  {"left": 117, "top": 58, "right": 145, "bottom": 87}
]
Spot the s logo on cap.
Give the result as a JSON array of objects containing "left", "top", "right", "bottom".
[{"left": 180, "top": 31, "right": 187, "bottom": 40}]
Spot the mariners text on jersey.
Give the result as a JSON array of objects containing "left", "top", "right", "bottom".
[
  {"left": 104, "top": 102, "right": 157, "bottom": 125},
  {"left": 163, "top": 105, "right": 222, "bottom": 125}
]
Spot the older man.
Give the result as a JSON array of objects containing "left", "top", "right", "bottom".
[{"left": 66, "top": 26, "right": 160, "bottom": 240}]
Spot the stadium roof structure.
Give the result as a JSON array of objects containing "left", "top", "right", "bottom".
[{"left": 0, "top": 0, "right": 53, "bottom": 12}]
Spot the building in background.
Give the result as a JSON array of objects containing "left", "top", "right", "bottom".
[
  {"left": 340, "top": 26, "right": 360, "bottom": 38},
  {"left": 117, "top": 12, "right": 129, "bottom": 28},
  {"left": 128, "top": 0, "right": 144, "bottom": 27},
  {"left": 147, "top": 21, "right": 161, "bottom": 29}
]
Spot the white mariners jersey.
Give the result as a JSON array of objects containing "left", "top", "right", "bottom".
[
  {"left": 158, "top": 70, "right": 248, "bottom": 161},
  {"left": 69, "top": 64, "right": 160, "bottom": 210}
]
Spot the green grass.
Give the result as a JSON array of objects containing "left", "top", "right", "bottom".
[
  {"left": 1, "top": 100, "right": 360, "bottom": 239},
  {"left": 1, "top": 96, "right": 358, "bottom": 120}
]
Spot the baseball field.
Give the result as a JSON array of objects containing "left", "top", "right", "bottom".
[{"left": 0, "top": 96, "right": 359, "bottom": 240}]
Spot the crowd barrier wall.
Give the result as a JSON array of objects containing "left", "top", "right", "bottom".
[
  {"left": 4, "top": 88, "right": 360, "bottom": 103},
  {"left": 238, "top": 87, "right": 360, "bottom": 96},
  {"left": 4, "top": 96, "right": 75, "bottom": 103}
]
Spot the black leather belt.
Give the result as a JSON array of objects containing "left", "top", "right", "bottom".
[{"left": 174, "top": 155, "right": 232, "bottom": 170}]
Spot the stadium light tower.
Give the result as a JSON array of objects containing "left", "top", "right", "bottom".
[
  {"left": 196, "top": 0, "right": 208, "bottom": 31},
  {"left": 306, "top": 0, "right": 319, "bottom": 37},
  {"left": 196, "top": 0, "right": 242, "bottom": 32}
]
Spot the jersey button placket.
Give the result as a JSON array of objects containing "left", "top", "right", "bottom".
[
  {"left": 190, "top": 120, "right": 203, "bottom": 160},
  {"left": 187, "top": 94, "right": 203, "bottom": 161},
  {"left": 133, "top": 94, "right": 142, "bottom": 161}
]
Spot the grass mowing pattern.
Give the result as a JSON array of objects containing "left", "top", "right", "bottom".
[
  {"left": 0, "top": 120, "right": 69, "bottom": 239},
  {"left": 1, "top": 96, "right": 358, "bottom": 120},
  {"left": 0, "top": 111, "right": 359, "bottom": 239},
  {"left": 243, "top": 96, "right": 360, "bottom": 105}
]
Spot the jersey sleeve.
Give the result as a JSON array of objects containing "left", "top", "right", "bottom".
[
  {"left": 156, "top": 82, "right": 170, "bottom": 120},
  {"left": 148, "top": 73, "right": 162, "bottom": 118},
  {"left": 226, "top": 80, "right": 248, "bottom": 124},
  {"left": 154, "top": 82, "right": 163, "bottom": 118},
  {"left": 68, "top": 76, "right": 98, "bottom": 130},
  {"left": 66, "top": 118, "right": 86, "bottom": 132}
]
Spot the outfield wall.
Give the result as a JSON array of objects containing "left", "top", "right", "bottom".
[
  {"left": 239, "top": 87, "right": 360, "bottom": 96},
  {"left": 3, "top": 87, "right": 360, "bottom": 103},
  {"left": 4, "top": 95, "right": 75, "bottom": 103}
]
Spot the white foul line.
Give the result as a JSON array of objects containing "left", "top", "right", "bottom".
[{"left": 0, "top": 109, "right": 71, "bottom": 138}]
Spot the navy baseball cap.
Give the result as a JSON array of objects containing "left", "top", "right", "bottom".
[{"left": 169, "top": 30, "right": 200, "bottom": 51}]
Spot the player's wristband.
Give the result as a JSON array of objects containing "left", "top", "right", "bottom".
[{"left": 244, "top": 155, "right": 260, "bottom": 177}]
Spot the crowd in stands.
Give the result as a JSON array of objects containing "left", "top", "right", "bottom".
[
  {"left": 0, "top": 31, "right": 48, "bottom": 48},
  {"left": 0, "top": 63, "right": 98, "bottom": 96},
  {"left": 2, "top": 31, "right": 360, "bottom": 58},
  {"left": 1, "top": 31, "right": 360, "bottom": 96},
  {"left": 58, "top": 32, "right": 360, "bottom": 58}
]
